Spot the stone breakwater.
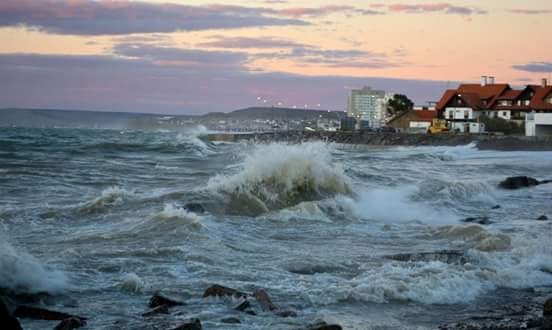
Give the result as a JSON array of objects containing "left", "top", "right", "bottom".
[{"left": 208, "top": 131, "right": 552, "bottom": 151}]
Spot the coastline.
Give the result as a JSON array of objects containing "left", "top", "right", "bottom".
[{"left": 208, "top": 131, "right": 552, "bottom": 151}]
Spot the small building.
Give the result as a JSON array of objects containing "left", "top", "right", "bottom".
[
  {"left": 340, "top": 117, "right": 357, "bottom": 131},
  {"left": 526, "top": 112, "right": 552, "bottom": 136},
  {"left": 387, "top": 109, "right": 437, "bottom": 132}
]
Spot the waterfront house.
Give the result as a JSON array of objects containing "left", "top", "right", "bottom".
[{"left": 435, "top": 77, "right": 552, "bottom": 135}]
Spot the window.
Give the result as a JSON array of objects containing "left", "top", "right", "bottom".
[
  {"left": 502, "top": 112, "right": 507, "bottom": 117},
  {"left": 464, "top": 110, "right": 469, "bottom": 119}
]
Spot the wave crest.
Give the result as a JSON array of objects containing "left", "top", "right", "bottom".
[{"left": 207, "top": 142, "right": 352, "bottom": 216}]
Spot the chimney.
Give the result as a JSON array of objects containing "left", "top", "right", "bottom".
[
  {"left": 480, "top": 76, "right": 487, "bottom": 86},
  {"left": 542, "top": 78, "right": 548, "bottom": 87},
  {"left": 488, "top": 76, "right": 495, "bottom": 85}
]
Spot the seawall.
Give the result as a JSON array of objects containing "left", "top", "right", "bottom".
[{"left": 207, "top": 131, "right": 552, "bottom": 151}]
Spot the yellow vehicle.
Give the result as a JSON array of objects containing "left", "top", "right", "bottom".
[{"left": 427, "top": 119, "right": 450, "bottom": 134}]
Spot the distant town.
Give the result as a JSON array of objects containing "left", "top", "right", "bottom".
[{"left": 2, "top": 76, "right": 552, "bottom": 137}]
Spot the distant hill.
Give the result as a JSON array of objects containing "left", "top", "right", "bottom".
[
  {"left": 0, "top": 108, "right": 154, "bottom": 129},
  {"left": 203, "top": 107, "right": 345, "bottom": 120},
  {"left": 0, "top": 107, "right": 345, "bottom": 129}
]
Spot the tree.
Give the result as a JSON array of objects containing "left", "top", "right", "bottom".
[
  {"left": 478, "top": 115, "right": 524, "bottom": 135},
  {"left": 387, "top": 94, "right": 414, "bottom": 116}
]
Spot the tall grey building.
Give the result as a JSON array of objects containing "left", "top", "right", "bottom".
[{"left": 347, "top": 86, "right": 389, "bottom": 128}]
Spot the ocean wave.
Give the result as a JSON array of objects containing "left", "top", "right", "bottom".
[
  {"left": 78, "top": 186, "right": 131, "bottom": 214},
  {"left": 0, "top": 238, "right": 68, "bottom": 295},
  {"left": 206, "top": 142, "right": 352, "bottom": 216},
  {"left": 345, "top": 228, "right": 552, "bottom": 305}
]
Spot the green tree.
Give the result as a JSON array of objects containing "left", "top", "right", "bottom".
[
  {"left": 387, "top": 94, "right": 414, "bottom": 115},
  {"left": 479, "top": 115, "right": 524, "bottom": 135}
]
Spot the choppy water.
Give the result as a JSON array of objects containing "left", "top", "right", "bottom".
[{"left": 1, "top": 127, "right": 552, "bottom": 329}]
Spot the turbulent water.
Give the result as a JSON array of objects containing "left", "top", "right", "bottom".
[{"left": 1, "top": 127, "right": 552, "bottom": 329}]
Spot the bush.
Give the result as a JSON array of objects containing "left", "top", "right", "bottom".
[{"left": 479, "top": 115, "right": 524, "bottom": 135}]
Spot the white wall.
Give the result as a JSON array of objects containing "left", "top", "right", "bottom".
[
  {"left": 526, "top": 113, "right": 552, "bottom": 136},
  {"left": 445, "top": 107, "right": 474, "bottom": 120},
  {"left": 409, "top": 121, "right": 431, "bottom": 129}
]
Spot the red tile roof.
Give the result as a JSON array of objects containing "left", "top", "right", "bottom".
[
  {"left": 436, "top": 82, "right": 552, "bottom": 112},
  {"left": 414, "top": 110, "right": 437, "bottom": 121}
]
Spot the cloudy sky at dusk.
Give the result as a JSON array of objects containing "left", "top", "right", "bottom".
[{"left": 1, "top": 0, "right": 551, "bottom": 114}]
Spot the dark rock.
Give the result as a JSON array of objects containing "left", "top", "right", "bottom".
[
  {"left": 462, "top": 216, "right": 492, "bottom": 225},
  {"left": 0, "top": 298, "right": 22, "bottom": 330},
  {"left": 149, "top": 292, "right": 185, "bottom": 308},
  {"left": 253, "top": 289, "right": 277, "bottom": 311},
  {"left": 142, "top": 304, "right": 170, "bottom": 317},
  {"left": 386, "top": 250, "right": 467, "bottom": 265},
  {"left": 13, "top": 305, "right": 85, "bottom": 321},
  {"left": 544, "top": 297, "right": 552, "bottom": 316},
  {"left": 243, "top": 309, "right": 256, "bottom": 316},
  {"left": 172, "top": 318, "right": 202, "bottom": 330},
  {"left": 300, "top": 321, "right": 343, "bottom": 330},
  {"left": 203, "top": 285, "right": 247, "bottom": 298},
  {"left": 220, "top": 317, "right": 241, "bottom": 324},
  {"left": 537, "top": 215, "right": 549, "bottom": 221},
  {"left": 184, "top": 203, "right": 205, "bottom": 214},
  {"left": 499, "top": 176, "right": 540, "bottom": 190},
  {"left": 232, "top": 298, "right": 251, "bottom": 312},
  {"left": 491, "top": 205, "right": 501, "bottom": 209},
  {"left": 54, "top": 317, "right": 86, "bottom": 330},
  {"left": 275, "top": 309, "right": 298, "bottom": 318}
]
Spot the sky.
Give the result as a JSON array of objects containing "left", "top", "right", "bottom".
[{"left": 1, "top": 0, "right": 551, "bottom": 114}]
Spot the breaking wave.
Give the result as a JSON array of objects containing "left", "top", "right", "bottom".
[
  {"left": 78, "top": 186, "right": 131, "bottom": 214},
  {"left": 0, "top": 238, "right": 68, "bottom": 295},
  {"left": 206, "top": 142, "right": 352, "bottom": 216}
]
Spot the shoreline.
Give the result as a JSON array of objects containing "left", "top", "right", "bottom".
[{"left": 208, "top": 131, "right": 552, "bottom": 151}]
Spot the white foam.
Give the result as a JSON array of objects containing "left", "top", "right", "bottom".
[
  {"left": 0, "top": 238, "right": 68, "bottom": 294},
  {"left": 352, "top": 186, "right": 456, "bottom": 224},
  {"left": 119, "top": 272, "right": 145, "bottom": 293},
  {"left": 207, "top": 142, "right": 351, "bottom": 213},
  {"left": 78, "top": 186, "right": 131, "bottom": 213}
]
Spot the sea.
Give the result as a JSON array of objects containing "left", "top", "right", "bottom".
[{"left": 1, "top": 126, "right": 552, "bottom": 329}]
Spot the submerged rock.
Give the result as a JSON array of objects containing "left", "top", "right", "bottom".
[
  {"left": 149, "top": 292, "right": 185, "bottom": 308},
  {"left": 142, "top": 304, "right": 169, "bottom": 317},
  {"left": 275, "top": 309, "right": 298, "bottom": 318},
  {"left": 232, "top": 298, "right": 251, "bottom": 312},
  {"left": 0, "top": 298, "right": 22, "bottom": 330},
  {"left": 184, "top": 203, "right": 205, "bottom": 214},
  {"left": 386, "top": 250, "right": 467, "bottom": 265},
  {"left": 462, "top": 216, "right": 492, "bottom": 225},
  {"left": 253, "top": 289, "right": 277, "bottom": 312},
  {"left": 499, "top": 176, "right": 540, "bottom": 189},
  {"left": 491, "top": 204, "right": 501, "bottom": 209},
  {"left": 172, "top": 318, "right": 202, "bottom": 330},
  {"left": 220, "top": 317, "right": 241, "bottom": 324},
  {"left": 54, "top": 317, "right": 86, "bottom": 330},
  {"left": 299, "top": 321, "right": 343, "bottom": 330},
  {"left": 203, "top": 285, "right": 247, "bottom": 298},
  {"left": 537, "top": 215, "right": 549, "bottom": 221},
  {"left": 13, "top": 305, "right": 85, "bottom": 321}
]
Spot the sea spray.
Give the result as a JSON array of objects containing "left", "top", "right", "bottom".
[
  {"left": 0, "top": 237, "right": 68, "bottom": 295},
  {"left": 207, "top": 142, "right": 352, "bottom": 216}
]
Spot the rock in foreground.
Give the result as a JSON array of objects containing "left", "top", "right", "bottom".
[
  {"left": 0, "top": 298, "right": 22, "bottom": 330},
  {"left": 499, "top": 176, "right": 540, "bottom": 190},
  {"left": 172, "top": 318, "right": 202, "bottom": 330},
  {"left": 149, "top": 292, "right": 185, "bottom": 308},
  {"left": 203, "top": 285, "right": 247, "bottom": 298}
]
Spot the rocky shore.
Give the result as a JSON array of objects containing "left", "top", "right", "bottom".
[{"left": 208, "top": 131, "right": 552, "bottom": 151}]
